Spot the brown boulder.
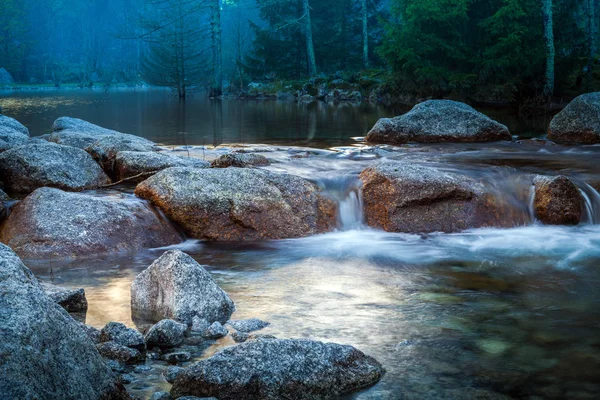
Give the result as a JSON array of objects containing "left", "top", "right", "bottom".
[
  {"left": 533, "top": 175, "right": 583, "bottom": 225},
  {"left": 359, "top": 161, "right": 528, "bottom": 233},
  {"left": 135, "top": 167, "right": 336, "bottom": 240}
]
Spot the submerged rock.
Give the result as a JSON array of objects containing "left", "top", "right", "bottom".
[
  {"left": 40, "top": 282, "right": 88, "bottom": 313},
  {"left": 0, "top": 244, "right": 128, "bottom": 399},
  {"left": 227, "top": 318, "right": 270, "bottom": 333},
  {"left": 135, "top": 167, "right": 337, "bottom": 241},
  {"left": 86, "top": 135, "right": 159, "bottom": 178},
  {"left": 533, "top": 175, "right": 583, "bottom": 225},
  {"left": 548, "top": 92, "right": 600, "bottom": 143},
  {"left": 0, "top": 142, "right": 110, "bottom": 194},
  {"left": 366, "top": 100, "right": 511, "bottom": 144},
  {"left": 163, "top": 351, "right": 191, "bottom": 364},
  {"left": 48, "top": 117, "right": 121, "bottom": 149},
  {"left": 0, "top": 187, "right": 181, "bottom": 259},
  {"left": 114, "top": 151, "right": 209, "bottom": 183},
  {"left": 171, "top": 339, "right": 384, "bottom": 400},
  {"left": 359, "top": 161, "right": 528, "bottom": 233},
  {"left": 145, "top": 319, "right": 188, "bottom": 348},
  {"left": 100, "top": 322, "right": 146, "bottom": 353},
  {"left": 0, "top": 114, "right": 29, "bottom": 151},
  {"left": 211, "top": 153, "right": 270, "bottom": 168},
  {"left": 131, "top": 250, "right": 235, "bottom": 326}
]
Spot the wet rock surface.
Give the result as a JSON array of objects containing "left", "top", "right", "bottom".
[
  {"left": 145, "top": 319, "right": 188, "bottom": 348},
  {"left": 366, "top": 100, "right": 511, "bottom": 144},
  {"left": 0, "top": 114, "right": 30, "bottom": 151},
  {"left": 0, "top": 142, "right": 110, "bottom": 194},
  {"left": 548, "top": 92, "right": 600, "bottom": 144},
  {"left": 210, "top": 153, "right": 270, "bottom": 168},
  {"left": 135, "top": 167, "right": 337, "bottom": 240},
  {"left": 131, "top": 250, "right": 235, "bottom": 325},
  {"left": 170, "top": 338, "right": 385, "bottom": 400},
  {"left": 0, "top": 187, "right": 181, "bottom": 259},
  {"left": 86, "top": 134, "right": 160, "bottom": 177},
  {"left": 114, "top": 151, "right": 209, "bottom": 182},
  {"left": 533, "top": 175, "right": 583, "bottom": 225},
  {"left": 48, "top": 117, "right": 122, "bottom": 149},
  {"left": 359, "top": 161, "right": 528, "bottom": 233},
  {"left": 0, "top": 244, "right": 128, "bottom": 400},
  {"left": 40, "top": 282, "right": 88, "bottom": 313}
]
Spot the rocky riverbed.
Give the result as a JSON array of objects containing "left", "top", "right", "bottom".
[{"left": 1, "top": 95, "right": 600, "bottom": 399}]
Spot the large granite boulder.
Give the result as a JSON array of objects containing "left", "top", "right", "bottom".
[
  {"left": 211, "top": 153, "right": 270, "bottom": 168},
  {"left": 359, "top": 161, "right": 528, "bottom": 233},
  {"left": 135, "top": 167, "right": 337, "bottom": 241},
  {"left": 40, "top": 282, "right": 88, "bottom": 313},
  {"left": 0, "top": 114, "right": 30, "bottom": 151},
  {"left": 131, "top": 250, "right": 235, "bottom": 326},
  {"left": 114, "top": 151, "right": 209, "bottom": 183},
  {"left": 366, "top": 100, "right": 511, "bottom": 144},
  {"left": 48, "top": 117, "right": 122, "bottom": 149},
  {"left": 171, "top": 339, "right": 384, "bottom": 400},
  {"left": 533, "top": 175, "right": 583, "bottom": 225},
  {"left": 548, "top": 92, "right": 600, "bottom": 143},
  {"left": 0, "top": 187, "right": 182, "bottom": 259},
  {"left": 86, "top": 135, "right": 159, "bottom": 178},
  {"left": 0, "top": 142, "right": 110, "bottom": 194},
  {"left": 0, "top": 244, "right": 128, "bottom": 399}
]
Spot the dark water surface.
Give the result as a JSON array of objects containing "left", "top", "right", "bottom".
[
  {"left": 0, "top": 88, "right": 551, "bottom": 146},
  {"left": 3, "top": 89, "right": 599, "bottom": 399}
]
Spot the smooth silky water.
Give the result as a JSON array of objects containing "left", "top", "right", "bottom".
[{"left": 4, "top": 89, "right": 600, "bottom": 399}]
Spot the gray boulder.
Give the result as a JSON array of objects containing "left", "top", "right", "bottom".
[
  {"left": 211, "top": 153, "right": 270, "bottom": 168},
  {"left": 228, "top": 318, "right": 270, "bottom": 333},
  {"left": 131, "top": 250, "right": 235, "bottom": 326},
  {"left": 96, "top": 341, "right": 144, "bottom": 365},
  {"left": 86, "top": 135, "right": 159, "bottom": 178},
  {"left": 171, "top": 339, "right": 384, "bottom": 400},
  {"left": 0, "top": 187, "right": 181, "bottom": 259},
  {"left": 359, "top": 161, "right": 529, "bottom": 233},
  {"left": 366, "top": 100, "right": 511, "bottom": 144},
  {"left": 48, "top": 117, "right": 121, "bottom": 149},
  {"left": 114, "top": 151, "right": 209, "bottom": 183},
  {"left": 548, "top": 92, "right": 600, "bottom": 143},
  {"left": 40, "top": 282, "right": 88, "bottom": 313},
  {"left": 145, "top": 319, "right": 188, "bottom": 348},
  {"left": 0, "top": 244, "right": 128, "bottom": 399},
  {"left": 100, "top": 322, "right": 146, "bottom": 353},
  {"left": 0, "top": 114, "right": 30, "bottom": 151},
  {"left": 78, "top": 322, "right": 102, "bottom": 344},
  {"left": 0, "top": 142, "right": 110, "bottom": 194},
  {"left": 204, "top": 321, "right": 228, "bottom": 339},
  {"left": 533, "top": 175, "right": 583, "bottom": 225},
  {"left": 135, "top": 167, "right": 337, "bottom": 241}
]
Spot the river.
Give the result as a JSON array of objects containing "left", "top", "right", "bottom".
[{"left": 2, "top": 89, "right": 599, "bottom": 399}]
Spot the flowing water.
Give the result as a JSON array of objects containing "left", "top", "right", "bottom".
[{"left": 3, "top": 89, "right": 600, "bottom": 399}]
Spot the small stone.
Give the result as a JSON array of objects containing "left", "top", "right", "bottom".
[
  {"left": 191, "top": 317, "right": 210, "bottom": 333},
  {"left": 227, "top": 318, "right": 270, "bottom": 333},
  {"left": 145, "top": 319, "right": 187, "bottom": 348},
  {"left": 163, "top": 351, "right": 191, "bottom": 364},
  {"left": 134, "top": 365, "right": 153, "bottom": 373},
  {"left": 150, "top": 392, "right": 173, "bottom": 400},
  {"left": 211, "top": 153, "right": 270, "bottom": 168},
  {"left": 104, "top": 359, "right": 126, "bottom": 373},
  {"left": 40, "top": 282, "right": 88, "bottom": 313},
  {"left": 164, "top": 366, "right": 185, "bottom": 383},
  {"left": 120, "top": 373, "right": 135, "bottom": 384},
  {"left": 231, "top": 331, "right": 250, "bottom": 343},
  {"left": 97, "top": 341, "right": 145, "bottom": 365},
  {"left": 100, "top": 322, "right": 146, "bottom": 353},
  {"left": 204, "top": 321, "right": 228, "bottom": 339}
]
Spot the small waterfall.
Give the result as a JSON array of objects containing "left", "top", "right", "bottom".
[
  {"left": 579, "top": 183, "right": 600, "bottom": 224},
  {"left": 315, "top": 175, "right": 364, "bottom": 230},
  {"left": 528, "top": 185, "right": 537, "bottom": 223}
]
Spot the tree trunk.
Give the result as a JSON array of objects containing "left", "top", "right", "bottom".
[
  {"left": 302, "top": 0, "right": 317, "bottom": 76},
  {"left": 211, "top": 0, "right": 222, "bottom": 97},
  {"left": 586, "top": 0, "right": 597, "bottom": 89},
  {"left": 362, "top": 0, "right": 369, "bottom": 69},
  {"left": 541, "top": 0, "right": 554, "bottom": 98}
]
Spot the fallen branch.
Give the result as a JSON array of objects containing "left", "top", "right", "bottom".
[{"left": 99, "top": 171, "right": 158, "bottom": 188}]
